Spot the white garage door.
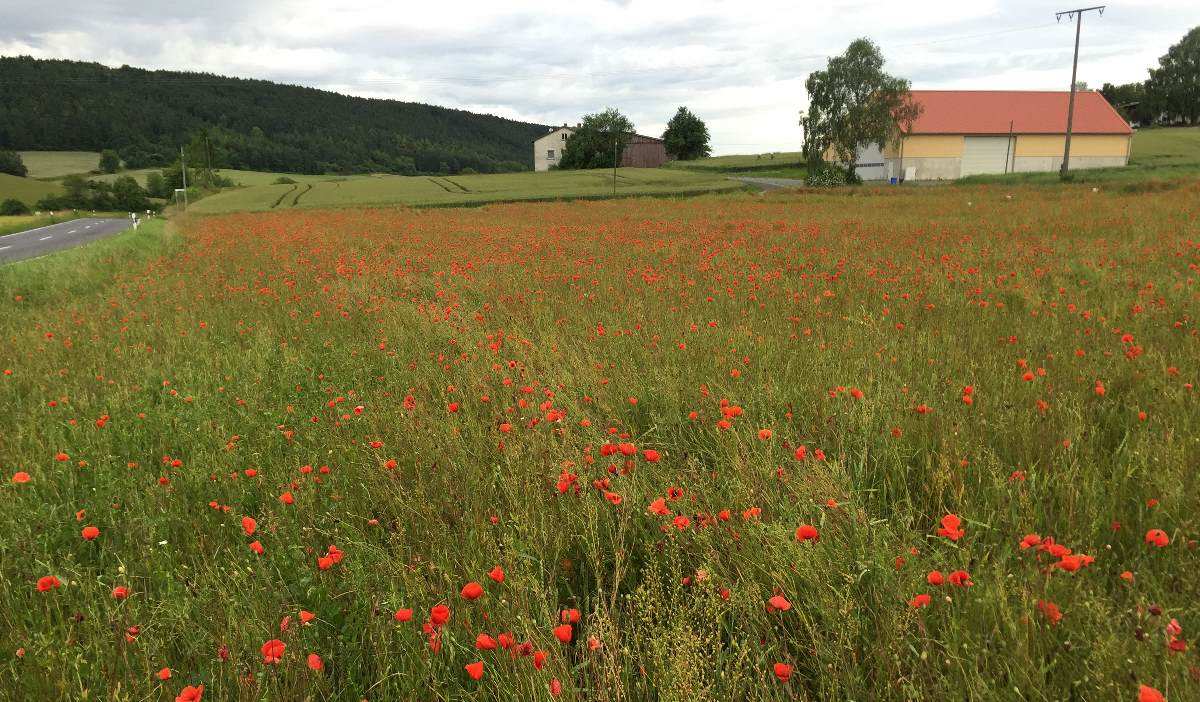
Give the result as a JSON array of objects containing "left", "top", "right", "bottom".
[{"left": 961, "top": 137, "right": 1012, "bottom": 177}]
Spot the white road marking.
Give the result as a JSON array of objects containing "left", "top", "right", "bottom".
[
  {"left": 40, "top": 236, "right": 53, "bottom": 241},
  {"left": 0, "top": 246, "right": 10, "bottom": 251},
  {"left": 67, "top": 229, "right": 78, "bottom": 234}
]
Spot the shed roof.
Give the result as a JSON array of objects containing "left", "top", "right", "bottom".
[{"left": 903, "top": 90, "right": 1131, "bottom": 135}]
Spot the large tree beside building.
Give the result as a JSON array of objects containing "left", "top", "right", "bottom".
[
  {"left": 662, "top": 106, "right": 711, "bottom": 160},
  {"left": 1146, "top": 26, "right": 1200, "bottom": 124},
  {"left": 801, "top": 38, "right": 921, "bottom": 182},
  {"left": 558, "top": 108, "right": 634, "bottom": 170},
  {"left": 1100, "top": 82, "right": 1153, "bottom": 124}
]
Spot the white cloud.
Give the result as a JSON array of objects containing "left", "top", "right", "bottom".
[{"left": 1, "top": 0, "right": 1196, "bottom": 154}]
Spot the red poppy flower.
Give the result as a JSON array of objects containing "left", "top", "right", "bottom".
[
  {"left": 430, "top": 604, "right": 451, "bottom": 627},
  {"left": 773, "top": 662, "right": 793, "bottom": 682},
  {"left": 937, "top": 513, "right": 965, "bottom": 541},
  {"left": 175, "top": 685, "right": 204, "bottom": 702},
  {"left": 156, "top": 667, "right": 171, "bottom": 680},
  {"left": 260, "top": 638, "right": 286, "bottom": 664},
  {"left": 37, "top": 575, "right": 61, "bottom": 592},
  {"left": 909, "top": 594, "right": 931, "bottom": 608},
  {"left": 461, "top": 582, "right": 484, "bottom": 600},
  {"left": 11, "top": 471, "right": 30, "bottom": 484},
  {"left": 488, "top": 565, "right": 505, "bottom": 583},
  {"left": 476, "top": 633, "right": 497, "bottom": 650},
  {"left": 81, "top": 525, "right": 100, "bottom": 541},
  {"left": 1138, "top": 685, "right": 1165, "bottom": 702},
  {"left": 112, "top": 586, "right": 130, "bottom": 599},
  {"left": 794, "top": 524, "right": 819, "bottom": 542},
  {"left": 465, "top": 661, "right": 484, "bottom": 680},
  {"left": 553, "top": 624, "right": 573, "bottom": 643},
  {"left": 306, "top": 653, "right": 324, "bottom": 671},
  {"left": 767, "top": 595, "right": 791, "bottom": 612},
  {"left": 241, "top": 516, "right": 257, "bottom": 536},
  {"left": 394, "top": 608, "right": 413, "bottom": 623},
  {"left": 1145, "top": 529, "right": 1169, "bottom": 547}
]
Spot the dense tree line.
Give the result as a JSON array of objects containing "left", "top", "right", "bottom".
[
  {"left": 35, "top": 174, "right": 154, "bottom": 212},
  {"left": 0, "top": 57, "right": 547, "bottom": 175},
  {"left": 1101, "top": 26, "right": 1199, "bottom": 125}
]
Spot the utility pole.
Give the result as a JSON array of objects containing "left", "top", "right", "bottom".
[
  {"left": 612, "top": 132, "right": 618, "bottom": 196},
  {"left": 180, "top": 146, "right": 189, "bottom": 211},
  {"left": 1056, "top": 5, "right": 1105, "bottom": 179}
]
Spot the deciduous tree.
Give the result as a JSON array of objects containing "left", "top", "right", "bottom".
[
  {"left": 801, "top": 38, "right": 921, "bottom": 182},
  {"left": 662, "top": 106, "right": 711, "bottom": 161},
  {"left": 558, "top": 108, "right": 634, "bottom": 170},
  {"left": 1146, "top": 27, "right": 1199, "bottom": 124}
]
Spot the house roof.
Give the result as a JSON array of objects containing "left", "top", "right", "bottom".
[{"left": 903, "top": 90, "right": 1131, "bottom": 135}]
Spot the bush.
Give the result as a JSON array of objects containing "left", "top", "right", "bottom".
[
  {"left": 806, "top": 165, "right": 851, "bottom": 188},
  {"left": 0, "top": 198, "right": 31, "bottom": 215},
  {"left": 272, "top": 176, "right": 298, "bottom": 185},
  {"left": 0, "top": 149, "right": 27, "bottom": 177},
  {"left": 99, "top": 149, "right": 121, "bottom": 174}
]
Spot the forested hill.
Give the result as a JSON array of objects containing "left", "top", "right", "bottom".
[{"left": 0, "top": 56, "right": 548, "bottom": 175}]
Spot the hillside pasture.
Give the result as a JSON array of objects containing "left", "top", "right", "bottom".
[
  {"left": 17, "top": 150, "right": 101, "bottom": 178},
  {"left": 0, "top": 172, "right": 63, "bottom": 207}
]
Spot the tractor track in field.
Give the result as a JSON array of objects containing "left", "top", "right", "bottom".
[
  {"left": 270, "top": 185, "right": 297, "bottom": 208},
  {"left": 291, "top": 183, "right": 313, "bottom": 206}
]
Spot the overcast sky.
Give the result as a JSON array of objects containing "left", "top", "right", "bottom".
[{"left": 2, "top": 1, "right": 1196, "bottom": 154}]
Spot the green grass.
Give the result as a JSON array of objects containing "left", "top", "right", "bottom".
[
  {"left": 666, "top": 152, "right": 804, "bottom": 173},
  {"left": 1, "top": 184, "right": 1196, "bottom": 700},
  {"left": 191, "top": 168, "right": 742, "bottom": 213},
  {"left": 87, "top": 168, "right": 163, "bottom": 186},
  {"left": 17, "top": 151, "right": 101, "bottom": 178},
  {"left": 0, "top": 172, "right": 63, "bottom": 207},
  {"left": 0, "top": 214, "right": 72, "bottom": 237}
]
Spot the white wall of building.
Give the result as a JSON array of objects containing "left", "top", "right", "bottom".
[{"left": 534, "top": 127, "right": 573, "bottom": 171}]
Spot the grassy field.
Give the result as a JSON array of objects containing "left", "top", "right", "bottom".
[
  {"left": 17, "top": 151, "right": 101, "bottom": 179},
  {"left": 666, "top": 151, "right": 804, "bottom": 172},
  {"left": 89, "top": 168, "right": 354, "bottom": 188},
  {"left": 1, "top": 180, "right": 1197, "bottom": 701},
  {"left": 191, "top": 168, "right": 742, "bottom": 213},
  {"left": 0, "top": 172, "right": 63, "bottom": 207}
]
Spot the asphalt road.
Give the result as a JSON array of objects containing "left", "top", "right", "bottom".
[
  {"left": 0, "top": 217, "right": 133, "bottom": 264},
  {"left": 732, "top": 176, "right": 808, "bottom": 190}
]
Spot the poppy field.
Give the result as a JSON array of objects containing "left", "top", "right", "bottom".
[{"left": 1, "top": 182, "right": 1198, "bottom": 701}]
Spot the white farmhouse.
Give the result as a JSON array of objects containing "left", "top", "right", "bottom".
[{"left": 534, "top": 126, "right": 573, "bottom": 171}]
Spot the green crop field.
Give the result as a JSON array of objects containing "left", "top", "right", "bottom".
[
  {"left": 667, "top": 151, "right": 804, "bottom": 172},
  {"left": 18, "top": 151, "right": 102, "bottom": 178},
  {"left": 190, "top": 168, "right": 742, "bottom": 213},
  {"left": 0, "top": 172, "right": 64, "bottom": 208}
]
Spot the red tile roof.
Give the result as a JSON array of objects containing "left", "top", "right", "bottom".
[{"left": 903, "top": 90, "right": 1131, "bottom": 135}]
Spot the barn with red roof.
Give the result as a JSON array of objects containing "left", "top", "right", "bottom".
[{"left": 876, "top": 90, "right": 1132, "bottom": 180}]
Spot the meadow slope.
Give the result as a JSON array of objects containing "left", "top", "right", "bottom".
[{"left": 0, "top": 184, "right": 1197, "bottom": 701}]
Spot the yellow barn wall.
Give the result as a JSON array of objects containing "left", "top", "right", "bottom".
[
  {"left": 1014, "top": 134, "right": 1130, "bottom": 158},
  {"left": 900, "top": 135, "right": 964, "bottom": 158}
]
